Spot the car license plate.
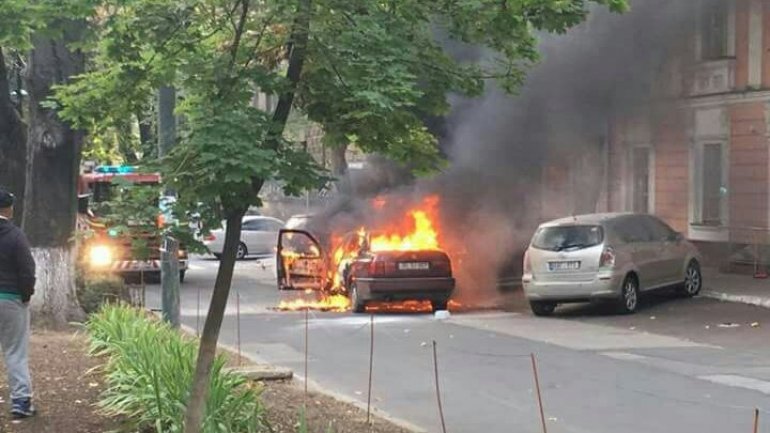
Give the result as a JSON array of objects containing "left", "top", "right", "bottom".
[
  {"left": 398, "top": 262, "right": 430, "bottom": 271},
  {"left": 548, "top": 261, "right": 580, "bottom": 272}
]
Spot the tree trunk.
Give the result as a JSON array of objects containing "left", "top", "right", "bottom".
[
  {"left": 157, "top": 85, "right": 176, "bottom": 157},
  {"left": 137, "top": 109, "right": 154, "bottom": 158},
  {"left": 183, "top": 0, "right": 311, "bottom": 430},
  {"left": 182, "top": 211, "right": 244, "bottom": 432},
  {"left": 329, "top": 138, "right": 350, "bottom": 195},
  {"left": 22, "top": 22, "right": 86, "bottom": 324},
  {"left": 158, "top": 85, "right": 179, "bottom": 325},
  {"left": 0, "top": 47, "right": 28, "bottom": 223}
]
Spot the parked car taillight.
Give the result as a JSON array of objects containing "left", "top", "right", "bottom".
[
  {"left": 599, "top": 247, "right": 616, "bottom": 268},
  {"left": 431, "top": 260, "right": 451, "bottom": 274},
  {"left": 369, "top": 258, "right": 395, "bottom": 275},
  {"left": 204, "top": 234, "right": 216, "bottom": 241},
  {"left": 523, "top": 249, "right": 532, "bottom": 274}
]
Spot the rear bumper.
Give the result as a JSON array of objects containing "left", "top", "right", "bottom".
[
  {"left": 522, "top": 272, "right": 623, "bottom": 302},
  {"left": 110, "top": 259, "right": 189, "bottom": 273},
  {"left": 355, "top": 277, "right": 455, "bottom": 302}
]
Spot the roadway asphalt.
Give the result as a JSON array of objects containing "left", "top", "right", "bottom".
[{"left": 147, "top": 257, "right": 770, "bottom": 433}]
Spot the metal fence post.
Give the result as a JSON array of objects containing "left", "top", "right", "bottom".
[{"left": 161, "top": 236, "right": 180, "bottom": 328}]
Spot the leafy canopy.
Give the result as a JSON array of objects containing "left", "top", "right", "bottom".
[{"left": 51, "top": 0, "right": 627, "bottom": 229}]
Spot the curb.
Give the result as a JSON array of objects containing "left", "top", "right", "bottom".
[{"left": 701, "top": 290, "right": 770, "bottom": 309}]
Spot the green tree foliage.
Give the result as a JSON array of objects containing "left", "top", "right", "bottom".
[{"left": 52, "top": 0, "right": 627, "bottom": 224}]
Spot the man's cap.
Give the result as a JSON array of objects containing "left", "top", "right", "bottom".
[{"left": 0, "top": 188, "right": 16, "bottom": 208}]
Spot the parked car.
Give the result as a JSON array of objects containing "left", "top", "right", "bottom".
[
  {"left": 522, "top": 213, "right": 702, "bottom": 316},
  {"left": 204, "top": 216, "right": 285, "bottom": 260},
  {"left": 277, "top": 229, "right": 455, "bottom": 313},
  {"left": 284, "top": 214, "right": 314, "bottom": 230}
]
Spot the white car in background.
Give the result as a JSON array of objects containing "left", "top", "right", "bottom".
[
  {"left": 284, "top": 214, "right": 314, "bottom": 230},
  {"left": 204, "top": 216, "right": 285, "bottom": 260}
]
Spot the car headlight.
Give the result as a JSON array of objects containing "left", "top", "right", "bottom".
[{"left": 89, "top": 245, "right": 113, "bottom": 267}]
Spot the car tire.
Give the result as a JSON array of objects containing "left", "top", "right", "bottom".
[
  {"left": 529, "top": 301, "right": 557, "bottom": 317},
  {"left": 680, "top": 260, "right": 702, "bottom": 297},
  {"left": 213, "top": 253, "right": 222, "bottom": 260},
  {"left": 617, "top": 274, "right": 640, "bottom": 314},
  {"left": 349, "top": 283, "right": 366, "bottom": 314},
  {"left": 179, "top": 270, "right": 186, "bottom": 283},
  {"left": 236, "top": 242, "right": 248, "bottom": 260},
  {"left": 431, "top": 300, "right": 449, "bottom": 312}
]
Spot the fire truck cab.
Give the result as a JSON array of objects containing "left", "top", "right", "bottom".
[{"left": 77, "top": 164, "right": 189, "bottom": 282}]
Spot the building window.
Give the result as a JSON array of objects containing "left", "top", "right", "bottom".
[
  {"left": 631, "top": 147, "right": 653, "bottom": 214},
  {"left": 700, "top": 1, "right": 730, "bottom": 60},
  {"left": 694, "top": 142, "right": 727, "bottom": 226}
]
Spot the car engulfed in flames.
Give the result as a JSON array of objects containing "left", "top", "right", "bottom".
[{"left": 276, "top": 196, "right": 455, "bottom": 313}]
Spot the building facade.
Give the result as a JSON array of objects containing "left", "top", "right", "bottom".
[{"left": 605, "top": 0, "right": 770, "bottom": 268}]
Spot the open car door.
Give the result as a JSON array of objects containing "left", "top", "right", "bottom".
[{"left": 277, "top": 229, "right": 328, "bottom": 291}]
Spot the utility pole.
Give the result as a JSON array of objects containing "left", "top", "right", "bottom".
[{"left": 158, "top": 85, "right": 180, "bottom": 327}]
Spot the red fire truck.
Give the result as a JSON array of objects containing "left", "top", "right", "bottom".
[{"left": 77, "top": 165, "right": 188, "bottom": 282}]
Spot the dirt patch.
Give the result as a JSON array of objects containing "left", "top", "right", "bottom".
[
  {"left": 0, "top": 328, "right": 123, "bottom": 433},
  {"left": 261, "top": 381, "right": 412, "bottom": 433},
  {"left": 0, "top": 327, "right": 413, "bottom": 433}
]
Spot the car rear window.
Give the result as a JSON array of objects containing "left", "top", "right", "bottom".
[{"left": 531, "top": 225, "right": 604, "bottom": 252}]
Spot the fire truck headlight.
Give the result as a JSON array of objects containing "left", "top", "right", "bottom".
[{"left": 89, "top": 245, "right": 113, "bottom": 268}]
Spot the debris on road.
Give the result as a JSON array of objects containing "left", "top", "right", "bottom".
[
  {"left": 750, "top": 322, "right": 760, "bottom": 328},
  {"left": 717, "top": 322, "right": 740, "bottom": 328}
]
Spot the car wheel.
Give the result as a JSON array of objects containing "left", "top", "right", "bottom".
[
  {"left": 349, "top": 283, "right": 366, "bottom": 314},
  {"left": 236, "top": 242, "right": 248, "bottom": 260},
  {"left": 431, "top": 300, "right": 449, "bottom": 312},
  {"left": 529, "top": 301, "right": 557, "bottom": 317},
  {"left": 213, "top": 253, "right": 222, "bottom": 260},
  {"left": 617, "top": 274, "right": 640, "bottom": 314},
  {"left": 681, "top": 260, "right": 702, "bottom": 297},
  {"left": 179, "top": 270, "right": 186, "bottom": 284}
]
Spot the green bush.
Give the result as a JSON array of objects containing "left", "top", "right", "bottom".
[
  {"left": 86, "top": 304, "right": 266, "bottom": 433},
  {"left": 76, "top": 272, "right": 128, "bottom": 315}
]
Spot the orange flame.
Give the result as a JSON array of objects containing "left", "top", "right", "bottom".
[
  {"left": 369, "top": 210, "right": 439, "bottom": 252},
  {"left": 276, "top": 195, "right": 452, "bottom": 312},
  {"left": 276, "top": 294, "right": 351, "bottom": 312}
]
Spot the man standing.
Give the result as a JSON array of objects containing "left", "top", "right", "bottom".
[{"left": 0, "top": 187, "right": 36, "bottom": 418}]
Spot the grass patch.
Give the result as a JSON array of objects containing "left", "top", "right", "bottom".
[{"left": 85, "top": 304, "right": 266, "bottom": 432}]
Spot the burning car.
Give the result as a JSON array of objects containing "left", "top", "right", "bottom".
[{"left": 276, "top": 198, "right": 455, "bottom": 313}]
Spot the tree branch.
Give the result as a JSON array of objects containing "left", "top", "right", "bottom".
[
  {"left": 242, "top": 7, "right": 281, "bottom": 70},
  {"left": 226, "top": 0, "right": 250, "bottom": 76},
  {"left": 264, "top": 0, "right": 311, "bottom": 153}
]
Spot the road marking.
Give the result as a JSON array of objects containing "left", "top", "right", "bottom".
[
  {"left": 451, "top": 314, "right": 716, "bottom": 351},
  {"left": 698, "top": 374, "right": 770, "bottom": 395},
  {"left": 600, "top": 351, "right": 718, "bottom": 376}
]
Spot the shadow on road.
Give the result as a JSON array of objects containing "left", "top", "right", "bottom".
[{"left": 554, "top": 289, "right": 689, "bottom": 317}]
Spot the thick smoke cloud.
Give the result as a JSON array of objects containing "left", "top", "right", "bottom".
[{"left": 316, "top": 0, "right": 708, "bottom": 305}]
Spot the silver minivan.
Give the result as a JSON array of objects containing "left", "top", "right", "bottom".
[{"left": 522, "top": 213, "right": 702, "bottom": 316}]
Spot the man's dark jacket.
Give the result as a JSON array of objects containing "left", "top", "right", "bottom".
[{"left": 0, "top": 218, "right": 36, "bottom": 302}]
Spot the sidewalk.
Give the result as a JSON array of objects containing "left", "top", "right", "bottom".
[{"left": 702, "top": 267, "right": 770, "bottom": 309}]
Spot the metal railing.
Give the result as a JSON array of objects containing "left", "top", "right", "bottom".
[{"left": 725, "top": 226, "right": 770, "bottom": 276}]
